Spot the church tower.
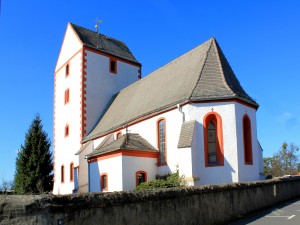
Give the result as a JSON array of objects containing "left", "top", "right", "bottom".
[{"left": 53, "top": 23, "right": 141, "bottom": 194}]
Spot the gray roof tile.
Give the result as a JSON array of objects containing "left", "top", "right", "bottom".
[
  {"left": 177, "top": 120, "right": 196, "bottom": 148},
  {"left": 86, "top": 133, "right": 158, "bottom": 158},
  {"left": 84, "top": 37, "right": 258, "bottom": 141},
  {"left": 70, "top": 23, "right": 140, "bottom": 65}
]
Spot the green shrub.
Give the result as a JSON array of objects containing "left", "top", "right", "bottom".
[{"left": 136, "top": 171, "right": 181, "bottom": 191}]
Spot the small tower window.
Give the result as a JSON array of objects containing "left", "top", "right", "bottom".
[
  {"left": 70, "top": 163, "right": 74, "bottom": 182},
  {"left": 110, "top": 59, "right": 117, "bottom": 74},
  {"left": 65, "top": 124, "right": 69, "bottom": 137},
  {"left": 66, "top": 64, "right": 69, "bottom": 77},
  {"left": 61, "top": 165, "right": 65, "bottom": 183},
  {"left": 64, "top": 89, "right": 70, "bottom": 104}
]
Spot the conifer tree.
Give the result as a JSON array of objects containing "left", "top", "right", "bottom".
[{"left": 14, "top": 114, "right": 53, "bottom": 194}]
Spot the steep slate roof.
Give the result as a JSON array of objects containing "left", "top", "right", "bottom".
[
  {"left": 177, "top": 120, "right": 196, "bottom": 148},
  {"left": 86, "top": 133, "right": 158, "bottom": 159},
  {"left": 70, "top": 23, "right": 140, "bottom": 65},
  {"left": 84, "top": 37, "right": 258, "bottom": 141}
]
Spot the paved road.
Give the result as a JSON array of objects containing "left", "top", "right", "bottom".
[{"left": 228, "top": 197, "right": 300, "bottom": 225}]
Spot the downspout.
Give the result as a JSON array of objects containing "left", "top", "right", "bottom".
[
  {"left": 177, "top": 104, "right": 185, "bottom": 122},
  {"left": 85, "top": 155, "right": 90, "bottom": 193}
]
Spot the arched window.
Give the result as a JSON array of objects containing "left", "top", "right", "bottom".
[
  {"left": 116, "top": 132, "right": 122, "bottom": 139},
  {"left": 61, "top": 165, "right": 65, "bottom": 183},
  {"left": 70, "top": 163, "right": 74, "bottom": 182},
  {"left": 157, "top": 118, "right": 166, "bottom": 165},
  {"left": 203, "top": 112, "right": 224, "bottom": 167},
  {"left": 136, "top": 171, "right": 147, "bottom": 186},
  {"left": 208, "top": 121, "right": 217, "bottom": 163},
  {"left": 243, "top": 115, "right": 253, "bottom": 164},
  {"left": 100, "top": 173, "right": 108, "bottom": 191}
]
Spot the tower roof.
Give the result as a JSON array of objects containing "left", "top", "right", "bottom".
[
  {"left": 84, "top": 37, "right": 258, "bottom": 141},
  {"left": 70, "top": 23, "right": 140, "bottom": 65}
]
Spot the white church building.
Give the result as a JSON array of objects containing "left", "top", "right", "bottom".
[{"left": 53, "top": 23, "right": 263, "bottom": 195}]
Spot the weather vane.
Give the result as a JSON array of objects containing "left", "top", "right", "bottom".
[{"left": 95, "top": 18, "right": 103, "bottom": 33}]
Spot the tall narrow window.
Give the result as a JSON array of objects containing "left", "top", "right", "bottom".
[
  {"left": 64, "top": 88, "right": 70, "bottom": 104},
  {"left": 70, "top": 163, "right": 74, "bottom": 182},
  {"left": 136, "top": 171, "right": 147, "bottom": 187},
  {"left": 110, "top": 59, "right": 117, "bottom": 74},
  {"left": 208, "top": 121, "right": 217, "bottom": 163},
  {"left": 243, "top": 115, "right": 253, "bottom": 164},
  {"left": 158, "top": 119, "right": 166, "bottom": 164},
  {"left": 66, "top": 64, "right": 69, "bottom": 77},
  {"left": 203, "top": 112, "right": 224, "bottom": 167},
  {"left": 100, "top": 174, "right": 108, "bottom": 191},
  {"left": 61, "top": 165, "right": 65, "bottom": 183}
]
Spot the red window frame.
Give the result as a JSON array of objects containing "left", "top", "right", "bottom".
[
  {"left": 66, "top": 64, "right": 69, "bottom": 77},
  {"left": 116, "top": 131, "right": 122, "bottom": 139},
  {"left": 65, "top": 124, "right": 69, "bottom": 137},
  {"left": 64, "top": 88, "right": 70, "bottom": 104},
  {"left": 100, "top": 173, "right": 108, "bottom": 191},
  {"left": 203, "top": 112, "right": 224, "bottom": 167},
  {"left": 109, "top": 58, "right": 117, "bottom": 74},
  {"left": 70, "top": 163, "right": 74, "bottom": 182},
  {"left": 61, "top": 165, "right": 65, "bottom": 183},
  {"left": 243, "top": 115, "right": 253, "bottom": 165},
  {"left": 136, "top": 170, "right": 147, "bottom": 187}
]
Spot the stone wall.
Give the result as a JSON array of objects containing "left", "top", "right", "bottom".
[{"left": 1, "top": 177, "right": 300, "bottom": 225}]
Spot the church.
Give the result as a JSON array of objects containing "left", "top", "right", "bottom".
[{"left": 53, "top": 22, "right": 263, "bottom": 195}]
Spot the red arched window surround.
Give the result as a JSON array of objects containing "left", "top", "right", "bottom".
[
  {"left": 116, "top": 131, "right": 122, "bottom": 139},
  {"left": 100, "top": 173, "right": 108, "bottom": 191},
  {"left": 61, "top": 165, "right": 65, "bottom": 183},
  {"left": 243, "top": 114, "right": 253, "bottom": 165},
  {"left": 70, "top": 163, "right": 74, "bottom": 182},
  {"left": 136, "top": 170, "right": 147, "bottom": 187},
  {"left": 203, "top": 112, "right": 224, "bottom": 167},
  {"left": 157, "top": 118, "right": 167, "bottom": 165}
]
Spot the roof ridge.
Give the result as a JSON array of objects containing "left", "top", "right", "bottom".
[
  {"left": 188, "top": 37, "right": 214, "bottom": 100},
  {"left": 69, "top": 22, "right": 127, "bottom": 47},
  {"left": 211, "top": 38, "right": 235, "bottom": 95},
  {"left": 143, "top": 38, "right": 214, "bottom": 81}
]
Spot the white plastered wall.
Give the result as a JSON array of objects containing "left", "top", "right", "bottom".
[
  {"left": 90, "top": 156, "right": 123, "bottom": 192},
  {"left": 234, "top": 103, "right": 261, "bottom": 182},
  {"left": 53, "top": 44, "right": 83, "bottom": 194},
  {"left": 84, "top": 50, "right": 140, "bottom": 135},
  {"left": 55, "top": 23, "right": 82, "bottom": 71},
  {"left": 111, "top": 109, "right": 183, "bottom": 176},
  {"left": 122, "top": 156, "right": 157, "bottom": 191},
  {"left": 87, "top": 101, "right": 261, "bottom": 191}
]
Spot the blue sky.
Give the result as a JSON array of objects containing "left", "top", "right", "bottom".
[{"left": 0, "top": 0, "right": 299, "bottom": 182}]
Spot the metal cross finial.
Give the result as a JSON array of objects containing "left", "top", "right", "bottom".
[
  {"left": 211, "top": 108, "right": 214, "bottom": 112},
  {"left": 95, "top": 18, "right": 103, "bottom": 33}
]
